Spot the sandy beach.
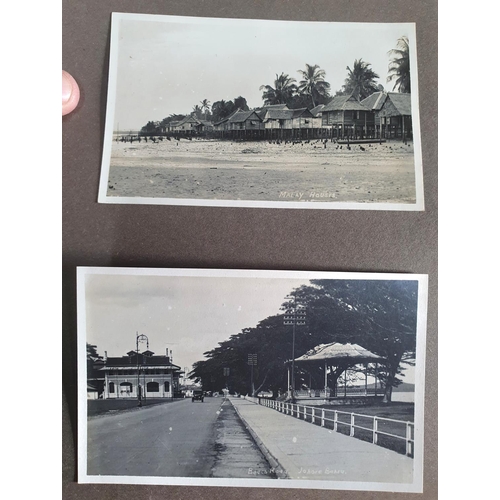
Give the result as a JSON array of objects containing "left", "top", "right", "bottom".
[{"left": 106, "top": 138, "right": 417, "bottom": 204}]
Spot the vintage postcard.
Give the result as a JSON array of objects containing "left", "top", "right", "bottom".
[
  {"left": 98, "top": 13, "right": 424, "bottom": 210},
  {"left": 77, "top": 267, "right": 427, "bottom": 492}
]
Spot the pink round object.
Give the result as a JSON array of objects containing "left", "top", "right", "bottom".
[{"left": 62, "top": 70, "right": 80, "bottom": 116}]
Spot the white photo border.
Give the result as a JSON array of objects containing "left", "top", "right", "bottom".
[
  {"left": 98, "top": 13, "right": 424, "bottom": 211},
  {"left": 77, "top": 267, "right": 428, "bottom": 492}
]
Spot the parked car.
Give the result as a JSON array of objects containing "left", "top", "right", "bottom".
[{"left": 192, "top": 390, "right": 204, "bottom": 402}]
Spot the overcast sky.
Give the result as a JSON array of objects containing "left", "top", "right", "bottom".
[
  {"left": 85, "top": 272, "right": 309, "bottom": 373},
  {"left": 83, "top": 270, "right": 416, "bottom": 384},
  {"left": 110, "top": 14, "right": 413, "bottom": 131}
]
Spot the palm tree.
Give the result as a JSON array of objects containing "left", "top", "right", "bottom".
[
  {"left": 200, "top": 99, "right": 211, "bottom": 120},
  {"left": 259, "top": 73, "right": 297, "bottom": 106},
  {"left": 342, "top": 59, "right": 380, "bottom": 101},
  {"left": 387, "top": 36, "right": 410, "bottom": 93},
  {"left": 192, "top": 104, "right": 202, "bottom": 118},
  {"left": 297, "top": 64, "right": 331, "bottom": 107}
]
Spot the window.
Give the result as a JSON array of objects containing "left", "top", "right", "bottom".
[
  {"left": 147, "top": 382, "right": 159, "bottom": 393},
  {"left": 120, "top": 382, "right": 132, "bottom": 394},
  {"left": 109, "top": 382, "right": 115, "bottom": 394},
  {"left": 164, "top": 381, "right": 170, "bottom": 392}
]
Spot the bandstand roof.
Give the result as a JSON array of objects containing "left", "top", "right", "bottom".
[{"left": 293, "top": 342, "right": 383, "bottom": 364}]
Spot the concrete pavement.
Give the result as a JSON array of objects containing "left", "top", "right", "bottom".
[{"left": 230, "top": 396, "right": 414, "bottom": 484}]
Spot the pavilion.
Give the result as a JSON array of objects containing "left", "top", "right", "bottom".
[{"left": 285, "top": 342, "right": 386, "bottom": 405}]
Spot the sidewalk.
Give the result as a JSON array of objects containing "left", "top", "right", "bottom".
[{"left": 230, "top": 397, "right": 414, "bottom": 484}]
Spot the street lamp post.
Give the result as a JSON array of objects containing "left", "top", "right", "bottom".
[
  {"left": 136, "top": 332, "right": 149, "bottom": 407},
  {"left": 247, "top": 354, "right": 257, "bottom": 396},
  {"left": 282, "top": 295, "right": 306, "bottom": 402}
]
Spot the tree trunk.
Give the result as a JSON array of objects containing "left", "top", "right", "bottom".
[
  {"left": 382, "top": 349, "right": 404, "bottom": 403},
  {"left": 382, "top": 384, "right": 393, "bottom": 403},
  {"left": 254, "top": 369, "right": 270, "bottom": 395}
]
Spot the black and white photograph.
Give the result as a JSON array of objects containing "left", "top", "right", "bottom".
[
  {"left": 77, "top": 267, "right": 427, "bottom": 492},
  {"left": 98, "top": 13, "right": 424, "bottom": 210}
]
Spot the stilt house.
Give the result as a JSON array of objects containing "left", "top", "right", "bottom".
[
  {"left": 227, "top": 110, "right": 264, "bottom": 131},
  {"left": 310, "top": 104, "right": 326, "bottom": 129},
  {"left": 321, "top": 94, "right": 372, "bottom": 139},
  {"left": 361, "top": 92, "right": 412, "bottom": 140}
]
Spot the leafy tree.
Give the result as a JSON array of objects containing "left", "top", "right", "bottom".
[
  {"left": 293, "top": 280, "right": 418, "bottom": 402},
  {"left": 234, "top": 96, "right": 249, "bottom": 112},
  {"left": 140, "top": 120, "right": 160, "bottom": 135},
  {"left": 387, "top": 36, "right": 411, "bottom": 93},
  {"left": 87, "top": 343, "right": 102, "bottom": 361},
  {"left": 297, "top": 64, "right": 331, "bottom": 107},
  {"left": 160, "top": 114, "right": 186, "bottom": 128},
  {"left": 211, "top": 99, "right": 237, "bottom": 122},
  {"left": 259, "top": 73, "right": 297, "bottom": 106},
  {"left": 285, "top": 94, "right": 316, "bottom": 109},
  {"left": 190, "top": 279, "right": 419, "bottom": 403},
  {"left": 87, "top": 343, "right": 104, "bottom": 396},
  {"left": 190, "top": 314, "right": 294, "bottom": 397},
  {"left": 340, "top": 59, "right": 380, "bottom": 100}
]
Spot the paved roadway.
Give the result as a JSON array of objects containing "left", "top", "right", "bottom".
[
  {"left": 87, "top": 397, "right": 224, "bottom": 477},
  {"left": 87, "top": 396, "right": 274, "bottom": 479}
]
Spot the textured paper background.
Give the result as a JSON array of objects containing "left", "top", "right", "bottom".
[{"left": 62, "top": 1, "right": 437, "bottom": 498}]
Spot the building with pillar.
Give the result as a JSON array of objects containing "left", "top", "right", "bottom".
[
  {"left": 100, "top": 348, "right": 182, "bottom": 400},
  {"left": 286, "top": 342, "right": 385, "bottom": 405}
]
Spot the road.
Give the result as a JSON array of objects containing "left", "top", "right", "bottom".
[{"left": 87, "top": 396, "right": 273, "bottom": 478}]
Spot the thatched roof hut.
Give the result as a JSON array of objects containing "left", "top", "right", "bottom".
[
  {"left": 255, "top": 104, "right": 289, "bottom": 120},
  {"left": 378, "top": 93, "right": 411, "bottom": 118},
  {"left": 361, "top": 92, "right": 412, "bottom": 139},
  {"left": 321, "top": 94, "right": 370, "bottom": 113},
  {"left": 227, "top": 109, "right": 263, "bottom": 130},
  {"left": 361, "top": 92, "right": 411, "bottom": 117},
  {"left": 320, "top": 95, "right": 372, "bottom": 138},
  {"left": 171, "top": 115, "right": 201, "bottom": 131}
]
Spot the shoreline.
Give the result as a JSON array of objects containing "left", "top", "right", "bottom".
[{"left": 105, "top": 138, "right": 417, "bottom": 203}]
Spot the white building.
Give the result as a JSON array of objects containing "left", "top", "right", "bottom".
[{"left": 101, "top": 349, "right": 182, "bottom": 400}]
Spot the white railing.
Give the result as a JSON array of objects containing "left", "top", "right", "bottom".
[
  {"left": 293, "top": 387, "right": 381, "bottom": 398},
  {"left": 260, "top": 398, "right": 414, "bottom": 457}
]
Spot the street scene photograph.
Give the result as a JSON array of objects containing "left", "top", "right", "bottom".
[
  {"left": 78, "top": 267, "right": 427, "bottom": 492},
  {"left": 98, "top": 13, "right": 423, "bottom": 210}
]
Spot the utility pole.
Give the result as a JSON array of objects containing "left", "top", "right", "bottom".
[
  {"left": 136, "top": 332, "right": 149, "bottom": 407},
  {"left": 223, "top": 367, "right": 230, "bottom": 394},
  {"left": 247, "top": 354, "right": 257, "bottom": 396},
  {"left": 281, "top": 295, "right": 306, "bottom": 401}
]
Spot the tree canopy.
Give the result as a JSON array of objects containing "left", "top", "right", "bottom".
[
  {"left": 259, "top": 73, "right": 297, "bottom": 106},
  {"left": 200, "top": 99, "right": 211, "bottom": 119},
  {"left": 340, "top": 59, "right": 380, "bottom": 101},
  {"left": 211, "top": 96, "right": 249, "bottom": 122},
  {"left": 297, "top": 64, "right": 331, "bottom": 107},
  {"left": 190, "top": 279, "right": 419, "bottom": 402},
  {"left": 387, "top": 36, "right": 411, "bottom": 93}
]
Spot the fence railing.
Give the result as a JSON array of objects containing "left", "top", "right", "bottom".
[
  {"left": 292, "top": 387, "right": 382, "bottom": 398},
  {"left": 260, "top": 398, "right": 414, "bottom": 457}
]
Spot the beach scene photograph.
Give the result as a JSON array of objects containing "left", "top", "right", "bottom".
[{"left": 99, "top": 14, "right": 423, "bottom": 209}]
